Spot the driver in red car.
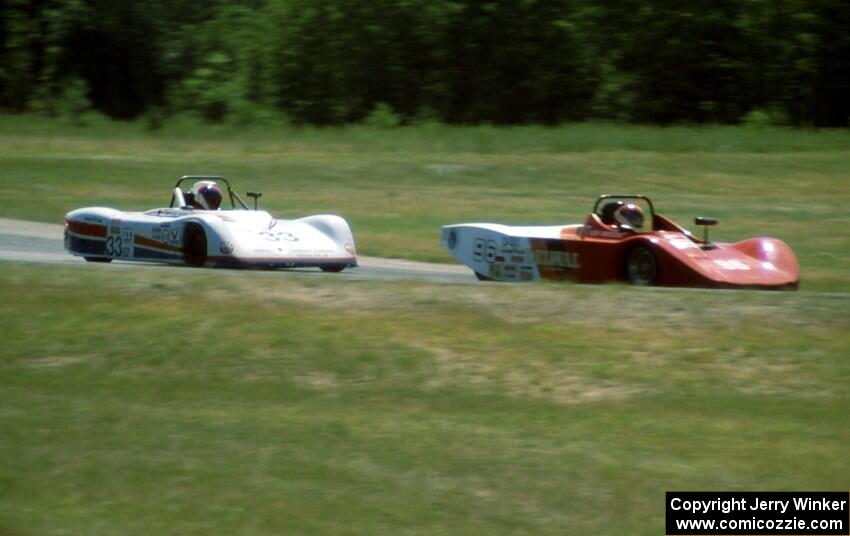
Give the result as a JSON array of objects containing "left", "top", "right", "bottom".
[
  {"left": 190, "top": 180, "right": 223, "bottom": 210},
  {"left": 614, "top": 203, "right": 644, "bottom": 229}
]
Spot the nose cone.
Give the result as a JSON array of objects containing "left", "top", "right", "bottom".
[
  {"left": 727, "top": 237, "right": 800, "bottom": 288},
  {"left": 441, "top": 226, "right": 461, "bottom": 252}
]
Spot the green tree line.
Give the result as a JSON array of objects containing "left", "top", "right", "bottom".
[{"left": 1, "top": 0, "right": 848, "bottom": 126}]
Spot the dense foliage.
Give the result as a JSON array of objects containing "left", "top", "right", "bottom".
[{"left": 1, "top": 0, "right": 848, "bottom": 126}]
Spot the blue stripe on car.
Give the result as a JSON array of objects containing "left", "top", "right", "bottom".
[
  {"left": 133, "top": 246, "right": 182, "bottom": 260},
  {"left": 66, "top": 233, "right": 106, "bottom": 255}
]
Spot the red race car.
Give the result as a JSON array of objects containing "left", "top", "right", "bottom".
[{"left": 441, "top": 194, "right": 799, "bottom": 289}]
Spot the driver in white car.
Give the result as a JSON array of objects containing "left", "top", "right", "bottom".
[{"left": 189, "top": 180, "right": 223, "bottom": 210}]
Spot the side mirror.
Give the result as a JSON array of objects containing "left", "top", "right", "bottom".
[
  {"left": 694, "top": 217, "right": 718, "bottom": 248},
  {"left": 247, "top": 191, "right": 262, "bottom": 210}
]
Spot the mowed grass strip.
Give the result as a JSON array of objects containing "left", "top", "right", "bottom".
[
  {"left": 1, "top": 264, "right": 848, "bottom": 535},
  {"left": 0, "top": 116, "right": 849, "bottom": 290}
]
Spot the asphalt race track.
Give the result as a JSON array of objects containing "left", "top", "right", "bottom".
[
  {"left": 5, "top": 218, "right": 849, "bottom": 298},
  {"left": 0, "top": 218, "right": 476, "bottom": 284}
]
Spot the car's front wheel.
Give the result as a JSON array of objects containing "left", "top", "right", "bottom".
[
  {"left": 184, "top": 224, "right": 207, "bottom": 267},
  {"left": 320, "top": 265, "right": 346, "bottom": 273},
  {"left": 84, "top": 256, "right": 112, "bottom": 263},
  {"left": 626, "top": 245, "right": 658, "bottom": 285}
]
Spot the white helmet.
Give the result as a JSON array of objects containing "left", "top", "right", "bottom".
[
  {"left": 191, "top": 181, "right": 222, "bottom": 210},
  {"left": 614, "top": 203, "right": 644, "bottom": 228}
]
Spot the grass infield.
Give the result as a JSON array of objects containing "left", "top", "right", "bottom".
[
  {"left": 1, "top": 116, "right": 848, "bottom": 534},
  {"left": 1, "top": 264, "right": 849, "bottom": 535}
]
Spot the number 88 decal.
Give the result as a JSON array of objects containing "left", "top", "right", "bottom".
[
  {"left": 105, "top": 236, "right": 123, "bottom": 257},
  {"left": 473, "top": 238, "right": 497, "bottom": 263}
]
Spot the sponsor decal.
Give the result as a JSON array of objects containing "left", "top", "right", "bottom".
[
  {"left": 219, "top": 241, "right": 234, "bottom": 255},
  {"left": 500, "top": 237, "right": 526, "bottom": 257},
  {"left": 447, "top": 230, "right": 457, "bottom": 249},
  {"left": 344, "top": 242, "right": 356, "bottom": 255},
  {"left": 501, "top": 236, "right": 521, "bottom": 250},
  {"left": 166, "top": 229, "right": 180, "bottom": 245},
  {"left": 533, "top": 249, "right": 581, "bottom": 269},
  {"left": 152, "top": 227, "right": 181, "bottom": 246},
  {"left": 489, "top": 263, "right": 502, "bottom": 278},
  {"left": 519, "top": 269, "right": 533, "bottom": 281},
  {"left": 714, "top": 259, "right": 750, "bottom": 271},
  {"left": 108, "top": 217, "right": 123, "bottom": 237},
  {"left": 669, "top": 237, "right": 696, "bottom": 250},
  {"left": 259, "top": 230, "right": 299, "bottom": 242},
  {"left": 528, "top": 239, "right": 582, "bottom": 281},
  {"left": 580, "top": 227, "right": 625, "bottom": 239}
]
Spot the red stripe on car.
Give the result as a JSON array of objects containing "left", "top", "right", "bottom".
[{"left": 65, "top": 220, "right": 107, "bottom": 238}]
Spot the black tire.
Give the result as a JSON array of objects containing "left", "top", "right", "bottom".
[
  {"left": 84, "top": 256, "right": 112, "bottom": 263},
  {"left": 626, "top": 245, "right": 658, "bottom": 285},
  {"left": 184, "top": 224, "right": 208, "bottom": 267},
  {"left": 474, "top": 272, "right": 494, "bottom": 281},
  {"left": 320, "top": 265, "right": 346, "bottom": 273}
]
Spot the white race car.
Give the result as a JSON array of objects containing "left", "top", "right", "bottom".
[{"left": 65, "top": 176, "right": 358, "bottom": 271}]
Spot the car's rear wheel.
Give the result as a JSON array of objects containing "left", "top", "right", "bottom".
[
  {"left": 320, "top": 265, "right": 346, "bottom": 273},
  {"left": 84, "top": 256, "right": 111, "bottom": 263},
  {"left": 184, "top": 224, "right": 207, "bottom": 267},
  {"left": 626, "top": 245, "right": 658, "bottom": 285}
]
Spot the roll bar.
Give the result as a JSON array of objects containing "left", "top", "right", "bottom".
[{"left": 169, "top": 175, "right": 251, "bottom": 210}]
